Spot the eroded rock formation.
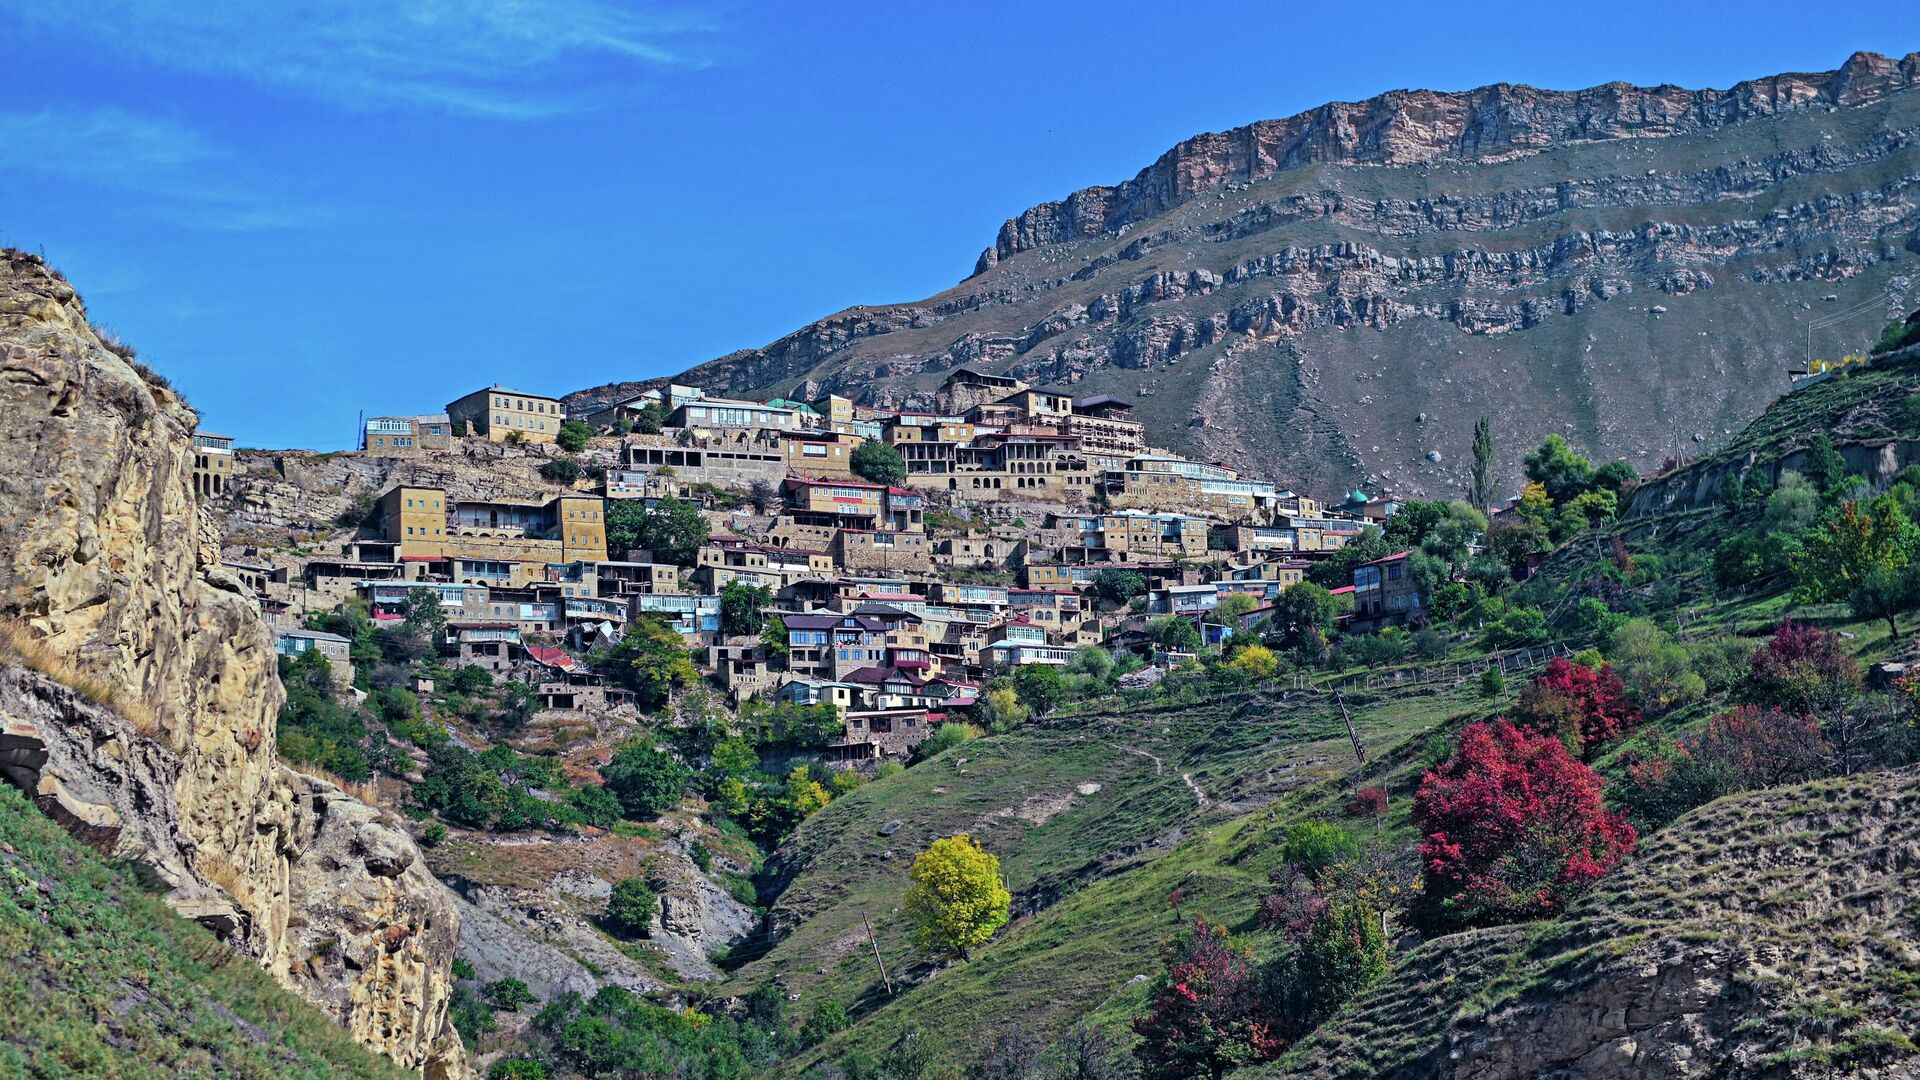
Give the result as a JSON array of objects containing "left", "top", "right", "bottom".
[{"left": 0, "top": 250, "right": 464, "bottom": 1077}]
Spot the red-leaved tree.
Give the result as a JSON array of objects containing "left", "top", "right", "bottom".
[
  {"left": 1514, "top": 657, "right": 1641, "bottom": 759},
  {"left": 1693, "top": 706, "right": 1829, "bottom": 788},
  {"left": 1412, "top": 720, "right": 1636, "bottom": 931},
  {"left": 1132, "top": 920, "right": 1281, "bottom": 1080},
  {"left": 1739, "top": 622, "right": 1861, "bottom": 718}
]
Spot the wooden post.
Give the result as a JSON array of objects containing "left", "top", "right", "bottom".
[
  {"left": 864, "top": 914, "right": 894, "bottom": 996},
  {"left": 1334, "top": 690, "right": 1365, "bottom": 766}
]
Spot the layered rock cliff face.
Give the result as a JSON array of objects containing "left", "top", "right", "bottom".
[
  {"left": 0, "top": 250, "right": 464, "bottom": 1077},
  {"left": 572, "top": 51, "right": 1920, "bottom": 497}
]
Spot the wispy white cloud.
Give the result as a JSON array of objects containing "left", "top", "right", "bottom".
[
  {"left": 0, "top": 108, "right": 329, "bottom": 231},
  {"left": 9, "top": 0, "right": 715, "bottom": 117}
]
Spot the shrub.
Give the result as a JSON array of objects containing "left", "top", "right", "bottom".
[
  {"left": 600, "top": 739, "right": 691, "bottom": 820},
  {"left": 1412, "top": 719, "right": 1636, "bottom": 931},
  {"left": 1513, "top": 657, "right": 1641, "bottom": 758},
  {"left": 489, "top": 1060, "right": 547, "bottom": 1080},
  {"left": 903, "top": 834, "right": 1010, "bottom": 960},
  {"left": 485, "top": 978, "right": 537, "bottom": 1011},
  {"left": 1345, "top": 786, "right": 1389, "bottom": 819},
  {"left": 604, "top": 878, "right": 658, "bottom": 938},
  {"left": 801, "top": 1000, "right": 850, "bottom": 1046},
  {"left": 1607, "top": 619, "right": 1704, "bottom": 714},
  {"left": 1131, "top": 921, "right": 1279, "bottom": 1079},
  {"left": 915, "top": 721, "right": 979, "bottom": 763},
  {"left": 1621, "top": 708, "right": 1829, "bottom": 827},
  {"left": 1486, "top": 606, "right": 1548, "bottom": 647},
  {"left": 539, "top": 458, "right": 583, "bottom": 484},
  {"left": 556, "top": 419, "right": 593, "bottom": 452},
  {"left": 1738, "top": 622, "right": 1861, "bottom": 717},
  {"left": 1279, "top": 821, "right": 1358, "bottom": 882}
]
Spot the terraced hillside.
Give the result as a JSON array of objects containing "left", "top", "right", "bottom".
[
  {"left": 1265, "top": 767, "right": 1920, "bottom": 1079},
  {"left": 573, "top": 51, "right": 1920, "bottom": 497}
]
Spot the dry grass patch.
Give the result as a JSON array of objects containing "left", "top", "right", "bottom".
[{"left": 0, "top": 618, "right": 160, "bottom": 738}]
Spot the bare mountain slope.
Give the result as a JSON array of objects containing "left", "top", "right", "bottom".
[{"left": 572, "top": 50, "right": 1920, "bottom": 496}]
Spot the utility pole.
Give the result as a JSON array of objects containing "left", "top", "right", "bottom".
[
  {"left": 1334, "top": 689, "right": 1365, "bottom": 766},
  {"left": 863, "top": 913, "right": 894, "bottom": 996}
]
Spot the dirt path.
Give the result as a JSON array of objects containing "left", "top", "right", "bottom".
[{"left": 1120, "top": 746, "right": 1210, "bottom": 808}]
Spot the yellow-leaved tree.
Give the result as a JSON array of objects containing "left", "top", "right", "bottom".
[{"left": 903, "top": 833, "right": 1011, "bottom": 961}]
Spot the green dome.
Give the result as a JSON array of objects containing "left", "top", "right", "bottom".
[{"left": 1345, "top": 489, "right": 1369, "bottom": 505}]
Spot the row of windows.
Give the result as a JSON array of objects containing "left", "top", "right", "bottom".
[
  {"left": 493, "top": 396, "right": 556, "bottom": 413},
  {"left": 403, "top": 497, "right": 445, "bottom": 510},
  {"left": 494, "top": 414, "right": 550, "bottom": 431}
]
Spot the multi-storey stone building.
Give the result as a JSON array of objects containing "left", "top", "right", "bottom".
[{"left": 446, "top": 385, "right": 565, "bottom": 444}]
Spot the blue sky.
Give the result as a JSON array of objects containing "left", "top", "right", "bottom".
[{"left": 0, "top": 2, "right": 1913, "bottom": 449}]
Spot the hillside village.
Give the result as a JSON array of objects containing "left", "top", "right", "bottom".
[{"left": 207, "top": 367, "right": 1415, "bottom": 765}]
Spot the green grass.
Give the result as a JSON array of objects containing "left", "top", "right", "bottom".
[
  {"left": 720, "top": 677, "right": 1489, "bottom": 1075},
  {"left": 0, "top": 783, "right": 410, "bottom": 1080}
]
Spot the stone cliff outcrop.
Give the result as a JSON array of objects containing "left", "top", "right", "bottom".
[
  {"left": 0, "top": 250, "right": 464, "bottom": 1077},
  {"left": 570, "top": 51, "right": 1920, "bottom": 498}
]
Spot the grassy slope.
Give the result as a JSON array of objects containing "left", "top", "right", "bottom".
[
  {"left": 0, "top": 783, "right": 409, "bottom": 1080},
  {"left": 736, "top": 681, "right": 1491, "bottom": 1074}
]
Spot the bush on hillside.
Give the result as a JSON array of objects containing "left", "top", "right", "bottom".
[{"left": 1412, "top": 719, "right": 1635, "bottom": 932}]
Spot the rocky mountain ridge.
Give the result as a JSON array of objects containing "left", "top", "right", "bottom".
[
  {"left": 0, "top": 250, "right": 464, "bottom": 1077},
  {"left": 572, "top": 50, "right": 1920, "bottom": 498}
]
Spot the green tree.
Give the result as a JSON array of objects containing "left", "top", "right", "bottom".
[
  {"left": 719, "top": 581, "right": 772, "bottom": 637},
  {"left": 1149, "top": 614, "right": 1202, "bottom": 653},
  {"left": 850, "top": 440, "right": 907, "bottom": 485},
  {"left": 1801, "top": 434, "right": 1847, "bottom": 493},
  {"left": 1091, "top": 569, "right": 1148, "bottom": 606},
  {"left": 600, "top": 738, "right": 691, "bottom": 819},
  {"left": 484, "top": 978, "right": 537, "bottom": 1011},
  {"left": 1267, "top": 582, "right": 1336, "bottom": 651},
  {"left": 556, "top": 419, "right": 593, "bottom": 452},
  {"left": 605, "top": 496, "right": 709, "bottom": 565},
  {"left": 1213, "top": 592, "right": 1263, "bottom": 624},
  {"left": 903, "top": 834, "right": 1011, "bottom": 960},
  {"left": 1591, "top": 460, "right": 1639, "bottom": 496},
  {"left": 1292, "top": 900, "right": 1389, "bottom": 1026},
  {"left": 1850, "top": 563, "right": 1919, "bottom": 639},
  {"left": 488, "top": 1060, "right": 547, "bottom": 1080},
  {"left": 402, "top": 586, "right": 447, "bottom": 640},
  {"left": 604, "top": 616, "right": 701, "bottom": 710},
  {"left": 1012, "top": 664, "right": 1067, "bottom": 716},
  {"left": 1470, "top": 417, "right": 1496, "bottom": 513},
  {"left": 761, "top": 612, "right": 789, "bottom": 670},
  {"left": 604, "top": 877, "right": 658, "bottom": 938},
  {"left": 633, "top": 401, "right": 667, "bottom": 434},
  {"left": 1793, "top": 496, "right": 1917, "bottom": 603},
  {"left": 1524, "top": 434, "right": 1596, "bottom": 505},
  {"left": 1606, "top": 619, "right": 1704, "bottom": 714},
  {"left": 1307, "top": 526, "right": 1391, "bottom": 588}
]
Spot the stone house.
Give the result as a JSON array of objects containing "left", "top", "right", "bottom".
[{"left": 445, "top": 385, "right": 565, "bottom": 444}]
